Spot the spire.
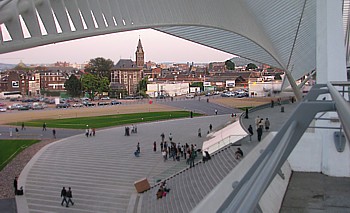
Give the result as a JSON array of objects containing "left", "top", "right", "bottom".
[{"left": 137, "top": 37, "right": 143, "bottom": 52}]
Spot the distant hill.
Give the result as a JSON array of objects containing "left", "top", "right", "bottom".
[{"left": 0, "top": 63, "right": 16, "bottom": 71}]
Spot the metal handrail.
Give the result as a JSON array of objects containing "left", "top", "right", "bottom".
[
  {"left": 327, "top": 82, "right": 350, "bottom": 141},
  {"left": 206, "top": 84, "right": 337, "bottom": 213}
]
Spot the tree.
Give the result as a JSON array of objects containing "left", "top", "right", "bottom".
[
  {"left": 96, "top": 76, "right": 110, "bottom": 94},
  {"left": 246, "top": 63, "right": 257, "bottom": 70},
  {"left": 84, "top": 57, "right": 114, "bottom": 81},
  {"left": 225, "top": 60, "right": 235, "bottom": 70},
  {"left": 64, "top": 74, "right": 82, "bottom": 97},
  {"left": 136, "top": 78, "right": 149, "bottom": 97},
  {"left": 81, "top": 73, "right": 99, "bottom": 99}
]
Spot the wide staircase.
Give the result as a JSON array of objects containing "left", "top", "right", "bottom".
[{"left": 140, "top": 144, "right": 242, "bottom": 213}]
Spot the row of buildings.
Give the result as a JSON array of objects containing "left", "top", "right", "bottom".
[{"left": 0, "top": 39, "right": 284, "bottom": 98}]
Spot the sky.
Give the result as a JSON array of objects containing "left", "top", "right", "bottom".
[{"left": 0, "top": 29, "right": 233, "bottom": 65}]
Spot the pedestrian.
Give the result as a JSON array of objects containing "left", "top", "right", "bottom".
[
  {"left": 9, "top": 127, "right": 13, "bottom": 137},
  {"left": 169, "top": 133, "right": 173, "bottom": 142},
  {"left": 258, "top": 118, "right": 264, "bottom": 130},
  {"left": 13, "top": 177, "right": 18, "bottom": 195},
  {"left": 245, "top": 107, "right": 249, "bottom": 119},
  {"left": 235, "top": 148, "right": 244, "bottom": 159},
  {"left": 190, "top": 111, "right": 193, "bottom": 118},
  {"left": 43, "top": 122, "right": 47, "bottom": 131},
  {"left": 66, "top": 187, "right": 74, "bottom": 207},
  {"left": 21, "top": 122, "right": 25, "bottom": 130},
  {"left": 215, "top": 109, "right": 218, "bottom": 115},
  {"left": 137, "top": 142, "right": 140, "bottom": 153},
  {"left": 209, "top": 124, "right": 212, "bottom": 132},
  {"left": 153, "top": 141, "right": 157, "bottom": 152},
  {"left": 257, "top": 126, "right": 263, "bottom": 142},
  {"left": 255, "top": 116, "right": 260, "bottom": 130},
  {"left": 85, "top": 127, "right": 89, "bottom": 137},
  {"left": 160, "top": 133, "right": 165, "bottom": 142},
  {"left": 160, "top": 141, "right": 164, "bottom": 151},
  {"left": 52, "top": 129, "right": 56, "bottom": 139},
  {"left": 92, "top": 128, "right": 96, "bottom": 136},
  {"left": 198, "top": 128, "right": 202, "bottom": 137},
  {"left": 89, "top": 128, "right": 92, "bottom": 136},
  {"left": 162, "top": 149, "right": 167, "bottom": 161},
  {"left": 265, "top": 118, "right": 270, "bottom": 131},
  {"left": 61, "top": 187, "right": 68, "bottom": 206},
  {"left": 248, "top": 125, "right": 254, "bottom": 141},
  {"left": 15, "top": 128, "right": 19, "bottom": 137},
  {"left": 271, "top": 99, "right": 274, "bottom": 108}
]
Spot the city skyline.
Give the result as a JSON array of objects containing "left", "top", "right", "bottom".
[{"left": 0, "top": 29, "right": 233, "bottom": 65}]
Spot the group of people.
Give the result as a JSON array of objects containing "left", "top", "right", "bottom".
[
  {"left": 253, "top": 116, "right": 271, "bottom": 142},
  {"left": 61, "top": 187, "right": 74, "bottom": 207},
  {"left": 160, "top": 141, "right": 199, "bottom": 168},
  {"left": 156, "top": 181, "right": 170, "bottom": 199},
  {"left": 85, "top": 126, "right": 96, "bottom": 137},
  {"left": 125, "top": 124, "right": 137, "bottom": 136}
]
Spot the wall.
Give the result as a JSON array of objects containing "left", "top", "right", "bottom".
[{"left": 288, "top": 117, "right": 350, "bottom": 177}]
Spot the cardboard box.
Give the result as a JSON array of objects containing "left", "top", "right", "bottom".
[{"left": 134, "top": 178, "right": 150, "bottom": 193}]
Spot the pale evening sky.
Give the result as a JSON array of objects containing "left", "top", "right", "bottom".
[{"left": 0, "top": 29, "right": 233, "bottom": 65}]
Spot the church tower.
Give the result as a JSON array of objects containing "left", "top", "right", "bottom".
[{"left": 135, "top": 38, "right": 144, "bottom": 68}]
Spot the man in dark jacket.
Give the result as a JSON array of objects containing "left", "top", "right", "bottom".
[
  {"left": 61, "top": 187, "right": 68, "bottom": 206},
  {"left": 66, "top": 187, "right": 74, "bottom": 207},
  {"left": 13, "top": 177, "right": 18, "bottom": 195}
]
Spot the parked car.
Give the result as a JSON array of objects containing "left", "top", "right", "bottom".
[
  {"left": 186, "top": 93, "right": 195, "bottom": 99},
  {"left": 0, "top": 107, "right": 7, "bottom": 112},
  {"left": 83, "top": 101, "right": 96, "bottom": 107},
  {"left": 32, "top": 103, "right": 44, "bottom": 110},
  {"left": 111, "top": 100, "right": 122, "bottom": 105},
  {"left": 18, "top": 104, "right": 31, "bottom": 110},
  {"left": 101, "top": 97, "right": 110, "bottom": 100},
  {"left": 98, "top": 102, "right": 109, "bottom": 106},
  {"left": 56, "top": 103, "right": 70, "bottom": 108},
  {"left": 7, "top": 103, "right": 22, "bottom": 110},
  {"left": 72, "top": 103, "right": 84, "bottom": 107}
]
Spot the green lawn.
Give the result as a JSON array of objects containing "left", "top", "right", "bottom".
[
  {"left": 0, "top": 139, "right": 40, "bottom": 171},
  {"left": 14, "top": 111, "right": 201, "bottom": 129}
]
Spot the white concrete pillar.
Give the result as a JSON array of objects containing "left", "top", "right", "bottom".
[
  {"left": 316, "top": 0, "right": 347, "bottom": 83},
  {"left": 314, "top": 0, "right": 350, "bottom": 177}
]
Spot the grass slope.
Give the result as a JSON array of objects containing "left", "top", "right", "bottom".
[{"left": 0, "top": 139, "right": 40, "bottom": 171}]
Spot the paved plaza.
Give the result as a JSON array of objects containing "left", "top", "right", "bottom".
[{"left": 16, "top": 114, "right": 232, "bottom": 212}]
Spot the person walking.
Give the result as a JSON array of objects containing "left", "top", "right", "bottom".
[
  {"left": 61, "top": 187, "right": 68, "bottom": 206},
  {"left": 265, "top": 118, "right": 270, "bottom": 131},
  {"left": 92, "top": 128, "right": 96, "bottom": 136},
  {"left": 66, "top": 187, "right": 74, "bottom": 207},
  {"left": 198, "top": 128, "right": 202, "bottom": 137},
  {"left": 137, "top": 142, "right": 140, "bottom": 153},
  {"left": 255, "top": 116, "right": 260, "bottom": 130},
  {"left": 209, "top": 124, "right": 212, "bottom": 132},
  {"left": 13, "top": 177, "right": 18, "bottom": 195},
  {"left": 153, "top": 141, "right": 157, "bottom": 152},
  {"left": 52, "top": 129, "right": 56, "bottom": 139},
  {"left": 21, "top": 122, "right": 25, "bottom": 130},
  {"left": 160, "top": 133, "right": 165, "bottom": 142},
  {"left": 169, "top": 133, "right": 173, "bottom": 142},
  {"left": 257, "top": 126, "right": 263, "bottom": 142},
  {"left": 248, "top": 125, "right": 254, "bottom": 141},
  {"left": 85, "top": 126, "right": 89, "bottom": 137},
  {"left": 215, "top": 109, "right": 218, "bottom": 115},
  {"left": 42, "top": 122, "right": 47, "bottom": 131}
]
